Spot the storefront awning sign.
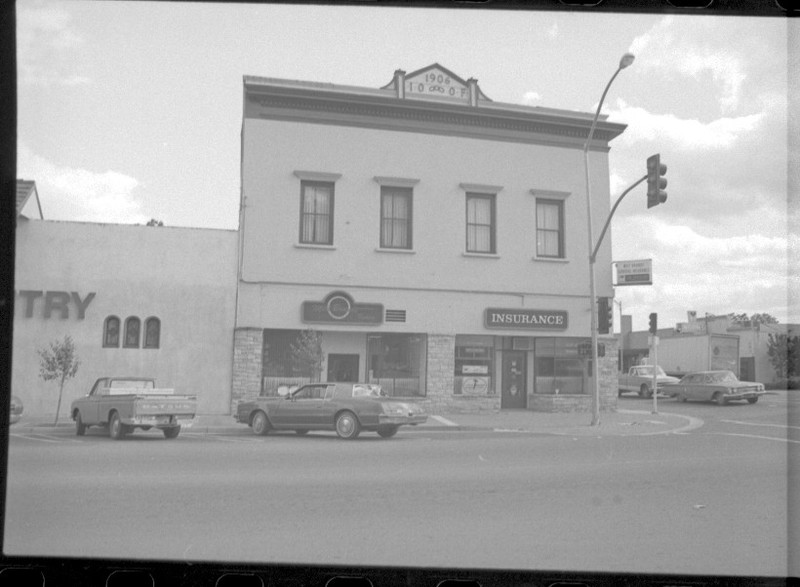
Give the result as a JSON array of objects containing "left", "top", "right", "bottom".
[
  {"left": 484, "top": 308, "right": 568, "bottom": 330},
  {"left": 302, "top": 291, "right": 383, "bottom": 325}
]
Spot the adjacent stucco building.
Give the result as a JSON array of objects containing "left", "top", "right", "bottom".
[{"left": 12, "top": 210, "right": 238, "bottom": 418}]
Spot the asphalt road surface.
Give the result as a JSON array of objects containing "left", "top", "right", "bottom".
[{"left": 5, "top": 393, "right": 797, "bottom": 578}]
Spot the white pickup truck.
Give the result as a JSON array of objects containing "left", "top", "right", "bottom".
[
  {"left": 618, "top": 365, "right": 680, "bottom": 398},
  {"left": 70, "top": 377, "right": 197, "bottom": 439}
]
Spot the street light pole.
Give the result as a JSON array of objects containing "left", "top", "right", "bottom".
[{"left": 584, "top": 53, "right": 634, "bottom": 426}]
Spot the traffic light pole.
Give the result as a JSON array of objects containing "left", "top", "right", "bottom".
[{"left": 590, "top": 174, "right": 647, "bottom": 263}]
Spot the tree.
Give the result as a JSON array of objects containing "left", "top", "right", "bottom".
[
  {"left": 37, "top": 335, "right": 80, "bottom": 425},
  {"left": 728, "top": 312, "right": 779, "bottom": 327},
  {"left": 767, "top": 333, "right": 799, "bottom": 381},
  {"left": 290, "top": 329, "right": 323, "bottom": 382},
  {"left": 146, "top": 218, "right": 164, "bottom": 226}
]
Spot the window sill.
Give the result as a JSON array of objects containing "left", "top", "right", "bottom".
[
  {"left": 295, "top": 243, "right": 336, "bottom": 251},
  {"left": 533, "top": 256, "right": 569, "bottom": 263},
  {"left": 463, "top": 252, "right": 500, "bottom": 259},
  {"left": 375, "top": 247, "right": 416, "bottom": 254}
]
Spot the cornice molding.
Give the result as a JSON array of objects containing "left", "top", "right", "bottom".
[{"left": 244, "top": 87, "right": 626, "bottom": 150}]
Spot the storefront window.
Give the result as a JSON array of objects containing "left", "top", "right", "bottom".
[
  {"left": 366, "top": 334, "right": 427, "bottom": 397},
  {"left": 534, "top": 337, "right": 588, "bottom": 394},
  {"left": 454, "top": 335, "right": 495, "bottom": 395}
]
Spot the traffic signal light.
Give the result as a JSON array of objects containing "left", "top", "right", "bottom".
[
  {"left": 649, "top": 312, "right": 658, "bottom": 335},
  {"left": 598, "top": 297, "right": 612, "bottom": 334},
  {"left": 646, "top": 154, "right": 668, "bottom": 208}
]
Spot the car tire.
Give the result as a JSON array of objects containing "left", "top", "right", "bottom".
[
  {"left": 639, "top": 384, "right": 651, "bottom": 398},
  {"left": 714, "top": 392, "right": 727, "bottom": 406},
  {"left": 335, "top": 411, "right": 360, "bottom": 440},
  {"left": 677, "top": 393, "right": 687, "bottom": 403},
  {"left": 252, "top": 411, "right": 271, "bottom": 436},
  {"left": 377, "top": 425, "right": 399, "bottom": 438},
  {"left": 163, "top": 426, "right": 181, "bottom": 439},
  {"left": 109, "top": 412, "right": 126, "bottom": 440},
  {"left": 75, "top": 413, "right": 86, "bottom": 436},
  {"left": 747, "top": 397, "right": 758, "bottom": 404}
]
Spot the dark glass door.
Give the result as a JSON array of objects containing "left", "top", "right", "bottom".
[
  {"left": 327, "top": 354, "right": 360, "bottom": 382},
  {"left": 501, "top": 351, "right": 527, "bottom": 409}
]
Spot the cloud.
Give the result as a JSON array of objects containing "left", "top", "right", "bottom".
[
  {"left": 17, "top": 3, "right": 90, "bottom": 86},
  {"left": 17, "top": 144, "right": 148, "bottom": 224},
  {"left": 613, "top": 217, "right": 793, "bottom": 327},
  {"left": 607, "top": 98, "right": 765, "bottom": 150},
  {"left": 629, "top": 16, "right": 746, "bottom": 114},
  {"left": 522, "top": 91, "right": 542, "bottom": 105}
]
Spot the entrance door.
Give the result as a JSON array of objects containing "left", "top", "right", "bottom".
[
  {"left": 327, "top": 354, "right": 360, "bottom": 382},
  {"left": 501, "top": 351, "right": 527, "bottom": 409},
  {"left": 740, "top": 357, "right": 756, "bottom": 382}
]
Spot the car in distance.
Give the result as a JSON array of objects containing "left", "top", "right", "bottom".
[
  {"left": 670, "top": 370, "right": 766, "bottom": 405},
  {"left": 618, "top": 364, "right": 680, "bottom": 398},
  {"left": 9, "top": 395, "right": 23, "bottom": 425},
  {"left": 235, "top": 382, "right": 427, "bottom": 439}
]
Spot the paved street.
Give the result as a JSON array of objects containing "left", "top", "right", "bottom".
[{"left": 4, "top": 391, "right": 797, "bottom": 578}]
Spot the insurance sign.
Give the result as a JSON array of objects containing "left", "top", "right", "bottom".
[{"left": 614, "top": 259, "right": 652, "bottom": 286}]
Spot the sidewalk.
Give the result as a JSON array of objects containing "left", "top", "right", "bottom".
[
  {"left": 11, "top": 409, "right": 702, "bottom": 437},
  {"left": 185, "top": 408, "right": 703, "bottom": 437}
]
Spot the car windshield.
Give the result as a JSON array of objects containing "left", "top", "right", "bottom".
[{"left": 706, "top": 371, "right": 738, "bottom": 383}]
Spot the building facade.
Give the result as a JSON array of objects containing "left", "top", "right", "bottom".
[
  {"left": 12, "top": 64, "right": 625, "bottom": 419},
  {"left": 233, "top": 64, "right": 623, "bottom": 413},
  {"left": 12, "top": 215, "right": 239, "bottom": 417}
]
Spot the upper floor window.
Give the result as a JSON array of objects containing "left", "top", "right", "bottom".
[
  {"left": 536, "top": 199, "right": 564, "bottom": 258},
  {"left": 103, "top": 316, "right": 120, "bottom": 348},
  {"left": 466, "top": 193, "right": 496, "bottom": 254},
  {"left": 124, "top": 316, "right": 141, "bottom": 348},
  {"left": 299, "top": 180, "right": 334, "bottom": 245},
  {"left": 144, "top": 317, "right": 161, "bottom": 349},
  {"left": 380, "top": 186, "right": 413, "bottom": 249}
]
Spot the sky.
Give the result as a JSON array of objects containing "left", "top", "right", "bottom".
[{"left": 15, "top": 1, "right": 796, "bottom": 331}]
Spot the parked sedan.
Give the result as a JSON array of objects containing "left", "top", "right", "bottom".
[
  {"left": 235, "top": 382, "right": 427, "bottom": 439},
  {"left": 10, "top": 395, "right": 24, "bottom": 424},
  {"left": 671, "top": 370, "right": 766, "bottom": 405}
]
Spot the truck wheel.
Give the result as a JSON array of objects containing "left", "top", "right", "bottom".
[
  {"left": 75, "top": 413, "right": 86, "bottom": 436},
  {"left": 163, "top": 426, "right": 181, "bottom": 439},
  {"left": 335, "top": 411, "right": 360, "bottom": 440},
  {"left": 109, "top": 412, "right": 126, "bottom": 440},
  {"left": 639, "top": 384, "right": 651, "bottom": 398},
  {"left": 252, "top": 411, "right": 271, "bottom": 436}
]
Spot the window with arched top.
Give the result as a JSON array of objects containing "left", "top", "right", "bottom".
[
  {"left": 103, "top": 316, "right": 121, "bottom": 347},
  {"left": 124, "top": 317, "right": 141, "bottom": 348},
  {"left": 144, "top": 317, "right": 161, "bottom": 349}
]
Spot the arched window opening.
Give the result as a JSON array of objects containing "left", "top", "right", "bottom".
[
  {"left": 144, "top": 317, "right": 161, "bottom": 349},
  {"left": 103, "top": 316, "right": 120, "bottom": 348},
  {"left": 124, "top": 317, "right": 141, "bottom": 348}
]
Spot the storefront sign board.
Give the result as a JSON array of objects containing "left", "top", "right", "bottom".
[{"left": 484, "top": 308, "right": 568, "bottom": 330}]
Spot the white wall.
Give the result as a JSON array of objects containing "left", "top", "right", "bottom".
[
  {"left": 239, "top": 119, "right": 615, "bottom": 336},
  {"left": 12, "top": 220, "right": 239, "bottom": 418}
]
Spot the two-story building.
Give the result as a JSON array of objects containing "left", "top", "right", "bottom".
[{"left": 232, "top": 64, "right": 624, "bottom": 413}]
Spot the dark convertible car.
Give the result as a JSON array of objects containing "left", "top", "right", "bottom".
[{"left": 234, "top": 382, "right": 427, "bottom": 439}]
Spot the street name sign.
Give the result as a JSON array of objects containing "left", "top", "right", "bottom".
[{"left": 614, "top": 259, "right": 652, "bottom": 286}]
